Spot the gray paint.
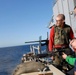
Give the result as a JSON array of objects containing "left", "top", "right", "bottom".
[{"left": 49, "top": 0, "right": 76, "bottom": 37}]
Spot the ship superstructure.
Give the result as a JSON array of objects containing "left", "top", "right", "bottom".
[{"left": 49, "top": 0, "right": 76, "bottom": 36}]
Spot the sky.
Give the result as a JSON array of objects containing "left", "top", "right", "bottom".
[{"left": 0, "top": 0, "right": 54, "bottom": 48}]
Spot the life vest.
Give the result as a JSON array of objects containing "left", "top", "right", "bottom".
[{"left": 54, "top": 24, "right": 70, "bottom": 45}]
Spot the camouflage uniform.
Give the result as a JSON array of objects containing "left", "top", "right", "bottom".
[{"left": 52, "top": 24, "right": 74, "bottom": 70}]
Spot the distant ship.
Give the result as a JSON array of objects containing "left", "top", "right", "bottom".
[{"left": 13, "top": 0, "right": 76, "bottom": 75}]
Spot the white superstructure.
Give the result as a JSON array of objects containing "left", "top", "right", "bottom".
[{"left": 49, "top": 0, "right": 76, "bottom": 36}]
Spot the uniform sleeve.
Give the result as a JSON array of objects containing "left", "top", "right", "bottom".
[
  {"left": 49, "top": 26, "right": 54, "bottom": 52},
  {"left": 70, "top": 27, "right": 74, "bottom": 39},
  {"left": 66, "top": 56, "right": 76, "bottom": 66}
]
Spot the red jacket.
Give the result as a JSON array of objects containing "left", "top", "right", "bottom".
[{"left": 49, "top": 26, "right": 74, "bottom": 52}]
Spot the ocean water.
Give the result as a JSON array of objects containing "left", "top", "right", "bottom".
[{"left": 0, "top": 44, "right": 46, "bottom": 75}]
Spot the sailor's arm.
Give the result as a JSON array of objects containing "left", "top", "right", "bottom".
[
  {"left": 49, "top": 26, "right": 54, "bottom": 52},
  {"left": 62, "top": 53, "right": 76, "bottom": 66},
  {"left": 69, "top": 27, "right": 74, "bottom": 39}
]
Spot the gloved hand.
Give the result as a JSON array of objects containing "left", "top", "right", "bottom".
[
  {"left": 48, "top": 51, "right": 55, "bottom": 56},
  {"left": 48, "top": 51, "right": 55, "bottom": 60}
]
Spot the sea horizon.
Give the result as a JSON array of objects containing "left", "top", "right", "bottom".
[{"left": 0, "top": 44, "right": 46, "bottom": 75}]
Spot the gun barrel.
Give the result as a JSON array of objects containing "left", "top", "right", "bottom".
[{"left": 25, "top": 40, "right": 47, "bottom": 43}]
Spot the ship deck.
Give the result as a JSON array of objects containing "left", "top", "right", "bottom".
[{"left": 21, "top": 64, "right": 65, "bottom": 75}]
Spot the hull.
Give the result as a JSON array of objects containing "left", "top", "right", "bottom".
[{"left": 21, "top": 64, "right": 65, "bottom": 75}]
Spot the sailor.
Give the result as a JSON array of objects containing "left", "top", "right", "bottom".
[
  {"left": 62, "top": 39, "right": 76, "bottom": 75},
  {"left": 48, "top": 14, "right": 75, "bottom": 69}
]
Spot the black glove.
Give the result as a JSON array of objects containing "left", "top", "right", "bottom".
[{"left": 48, "top": 51, "right": 55, "bottom": 56}]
